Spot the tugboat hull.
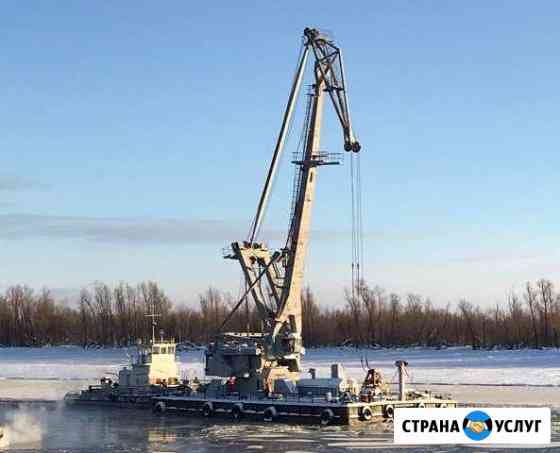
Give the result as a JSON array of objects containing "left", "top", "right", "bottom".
[{"left": 64, "top": 386, "right": 185, "bottom": 409}]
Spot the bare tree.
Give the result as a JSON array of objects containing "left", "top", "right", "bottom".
[
  {"left": 345, "top": 288, "right": 363, "bottom": 345},
  {"left": 93, "top": 282, "right": 113, "bottom": 346},
  {"left": 301, "top": 287, "right": 320, "bottom": 346},
  {"left": 388, "top": 293, "right": 401, "bottom": 345},
  {"left": 458, "top": 300, "right": 478, "bottom": 349},
  {"left": 79, "top": 289, "right": 93, "bottom": 347},
  {"left": 537, "top": 279, "right": 553, "bottom": 346},
  {"left": 524, "top": 282, "right": 540, "bottom": 348},
  {"left": 0, "top": 278, "right": 555, "bottom": 349}
]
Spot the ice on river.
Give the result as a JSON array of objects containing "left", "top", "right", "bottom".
[
  {"left": 0, "top": 405, "right": 559, "bottom": 452},
  {"left": 0, "top": 345, "right": 559, "bottom": 385},
  {"left": 1, "top": 346, "right": 560, "bottom": 451},
  {"left": 305, "top": 346, "right": 560, "bottom": 386}
]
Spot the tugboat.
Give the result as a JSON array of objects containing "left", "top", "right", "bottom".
[{"left": 65, "top": 317, "right": 185, "bottom": 408}]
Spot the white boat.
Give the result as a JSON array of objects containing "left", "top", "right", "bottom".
[{"left": 65, "top": 334, "right": 185, "bottom": 407}]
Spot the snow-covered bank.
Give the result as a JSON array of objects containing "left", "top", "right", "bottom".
[
  {"left": 0, "top": 346, "right": 559, "bottom": 400},
  {"left": 0, "top": 346, "right": 206, "bottom": 381},
  {"left": 305, "top": 346, "right": 560, "bottom": 386},
  {"left": 0, "top": 347, "right": 560, "bottom": 407}
]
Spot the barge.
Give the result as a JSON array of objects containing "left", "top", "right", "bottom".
[
  {"left": 152, "top": 361, "right": 456, "bottom": 426},
  {"left": 65, "top": 341, "right": 456, "bottom": 426}
]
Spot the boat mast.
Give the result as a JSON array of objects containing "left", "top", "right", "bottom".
[{"left": 145, "top": 312, "right": 160, "bottom": 344}]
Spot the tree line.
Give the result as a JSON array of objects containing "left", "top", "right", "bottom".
[{"left": 0, "top": 279, "right": 558, "bottom": 349}]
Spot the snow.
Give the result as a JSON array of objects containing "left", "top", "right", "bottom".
[
  {"left": 0, "top": 345, "right": 559, "bottom": 385},
  {"left": 0, "top": 346, "right": 206, "bottom": 381},
  {"left": 303, "top": 346, "right": 560, "bottom": 386},
  {"left": 0, "top": 345, "right": 559, "bottom": 403}
]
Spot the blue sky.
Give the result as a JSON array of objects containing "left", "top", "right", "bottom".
[{"left": 2, "top": 1, "right": 560, "bottom": 307}]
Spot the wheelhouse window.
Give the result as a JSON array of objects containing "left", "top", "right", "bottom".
[{"left": 139, "top": 352, "right": 150, "bottom": 364}]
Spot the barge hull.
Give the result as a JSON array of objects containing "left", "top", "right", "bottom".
[{"left": 153, "top": 396, "right": 456, "bottom": 426}]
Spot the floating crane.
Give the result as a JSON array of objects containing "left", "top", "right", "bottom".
[
  {"left": 205, "top": 27, "right": 361, "bottom": 395},
  {"left": 66, "top": 28, "right": 457, "bottom": 423}
]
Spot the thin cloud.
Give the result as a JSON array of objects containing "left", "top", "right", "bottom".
[
  {"left": 0, "top": 213, "right": 353, "bottom": 245},
  {"left": 0, "top": 175, "right": 50, "bottom": 192},
  {"left": 0, "top": 214, "right": 246, "bottom": 244},
  {"left": 449, "top": 250, "right": 560, "bottom": 265}
]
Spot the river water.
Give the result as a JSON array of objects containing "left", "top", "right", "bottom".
[{"left": 1, "top": 404, "right": 560, "bottom": 452}]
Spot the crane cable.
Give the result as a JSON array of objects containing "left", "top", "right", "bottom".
[
  {"left": 350, "top": 151, "right": 363, "bottom": 303},
  {"left": 246, "top": 38, "right": 306, "bottom": 243}
]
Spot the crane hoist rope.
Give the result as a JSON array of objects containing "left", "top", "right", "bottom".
[{"left": 350, "top": 150, "right": 364, "bottom": 302}]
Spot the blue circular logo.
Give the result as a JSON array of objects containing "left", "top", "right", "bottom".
[{"left": 463, "top": 410, "right": 493, "bottom": 441}]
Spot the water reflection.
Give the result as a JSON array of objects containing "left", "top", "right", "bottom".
[
  {"left": 0, "top": 405, "right": 210, "bottom": 452},
  {"left": 0, "top": 404, "right": 559, "bottom": 452}
]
